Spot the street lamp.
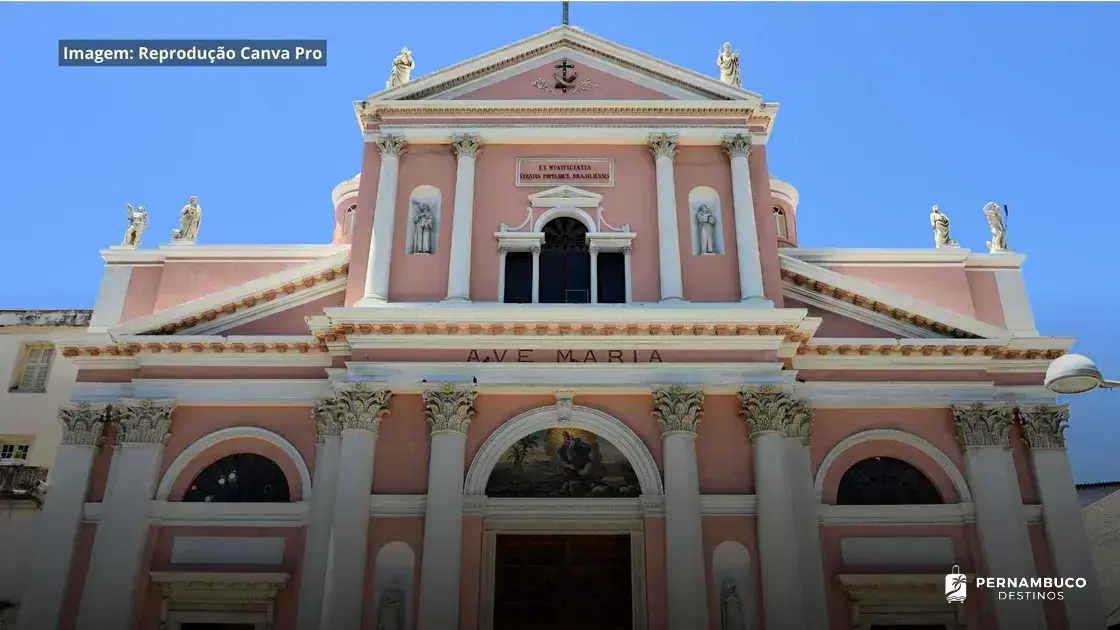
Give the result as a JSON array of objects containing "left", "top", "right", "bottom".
[{"left": 1045, "top": 353, "right": 1120, "bottom": 395}]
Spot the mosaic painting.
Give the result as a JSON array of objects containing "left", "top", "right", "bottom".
[{"left": 485, "top": 427, "right": 641, "bottom": 498}]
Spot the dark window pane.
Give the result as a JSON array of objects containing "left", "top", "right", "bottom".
[
  {"left": 836, "top": 456, "right": 943, "bottom": 505},
  {"left": 539, "top": 218, "right": 590, "bottom": 304},
  {"left": 183, "top": 453, "right": 291, "bottom": 503},
  {"left": 597, "top": 252, "right": 626, "bottom": 304},
  {"left": 504, "top": 252, "right": 533, "bottom": 304}
]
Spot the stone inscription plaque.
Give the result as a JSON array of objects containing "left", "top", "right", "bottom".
[{"left": 516, "top": 158, "right": 614, "bottom": 187}]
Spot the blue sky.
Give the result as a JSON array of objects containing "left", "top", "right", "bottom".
[{"left": 1, "top": 2, "right": 1117, "bottom": 481}]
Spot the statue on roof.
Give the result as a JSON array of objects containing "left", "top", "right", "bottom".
[
  {"left": 386, "top": 47, "right": 414, "bottom": 89},
  {"left": 717, "top": 42, "right": 741, "bottom": 88},
  {"left": 172, "top": 196, "right": 202, "bottom": 244},
  {"left": 982, "top": 201, "right": 1010, "bottom": 252},
  {"left": 930, "top": 205, "right": 959, "bottom": 248},
  {"left": 122, "top": 204, "right": 148, "bottom": 248}
]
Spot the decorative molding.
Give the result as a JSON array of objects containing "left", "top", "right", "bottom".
[
  {"left": 797, "top": 382, "right": 1056, "bottom": 409},
  {"left": 113, "top": 398, "right": 176, "bottom": 445},
  {"left": 952, "top": 402, "right": 1014, "bottom": 448},
  {"left": 315, "top": 384, "right": 392, "bottom": 434},
  {"left": 374, "top": 133, "right": 407, "bottom": 157},
  {"left": 840, "top": 537, "right": 955, "bottom": 567},
  {"left": 823, "top": 504, "right": 1045, "bottom": 526},
  {"left": 783, "top": 247, "right": 1027, "bottom": 270},
  {"left": 58, "top": 402, "right": 109, "bottom": 447},
  {"left": 422, "top": 384, "right": 478, "bottom": 434},
  {"left": 370, "top": 494, "right": 427, "bottom": 516},
  {"left": 100, "top": 244, "right": 348, "bottom": 265},
  {"left": 554, "top": 390, "right": 574, "bottom": 423},
  {"left": 784, "top": 280, "right": 938, "bottom": 339},
  {"left": 83, "top": 501, "right": 310, "bottom": 527},
  {"left": 813, "top": 428, "right": 972, "bottom": 503},
  {"left": 71, "top": 379, "right": 331, "bottom": 406},
  {"left": 527, "top": 184, "right": 604, "bottom": 209},
  {"left": 651, "top": 385, "right": 704, "bottom": 434},
  {"left": 737, "top": 385, "right": 813, "bottom": 440},
  {"left": 720, "top": 133, "right": 751, "bottom": 159},
  {"left": 372, "top": 126, "right": 769, "bottom": 147},
  {"left": 647, "top": 133, "right": 678, "bottom": 160},
  {"left": 155, "top": 426, "right": 311, "bottom": 501},
  {"left": 450, "top": 133, "right": 483, "bottom": 158},
  {"left": 463, "top": 404, "right": 664, "bottom": 496},
  {"left": 1018, "top": 404, "right": 1070, "bottom": 450},
  {"left": 149, "top": 571, "right": 289, "bottom": 606}
]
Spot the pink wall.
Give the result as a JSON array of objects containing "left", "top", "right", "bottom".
[
  {"left": 373, "top": 394, "right": 431, "bottom": 494},
  {"left": 222, "top": 291, "right": 344, "bottom": 336},
  {"left": 748, "top": 146, "right": 785, "bottom": 307},
  {"left": 387, "top": 144, "right": 459, "bottom": 302},
  {"left": 695, "top": 395, "right": 753, "bottom": 493},
  {"left": 119, "top": 265, "right": 164, "bottom": 323},
  {"left": 151, "top": 261, "right": 300, "bottom": 314},
  {"left": 966, "top": 269, "right": 1008, "bottom": 328},
  {"left": 456, "top": 58, "right": 678, "bottom": 100},
  {"left": 784, "top": 297, "right": 898, "bottom": 338},
  {"left": 644, "top": 516, "right": 668, "bottom": 630},
  {"left": 826, "top": 264, "right": 977, "bottom": 318},
  {"left": 701, "top": 516, "right": 763, "bottom": 630},
  {"left": 674, "top": 147, "right": 742, "bottom": 303},
  {"left": 460, "top": 515, "right": 484, "bottom": 630}
]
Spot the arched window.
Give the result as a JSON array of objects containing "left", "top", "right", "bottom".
[
  {"left": 539, "top": 217, "right": 591, "bottom": 304},
  {"left": 183, "top": 453, "right": 291, "bottom": 503},
  {"left": 773, "top": 207, "right": 788, "bottom": 240},
  {"left": 836, "top": 456, "right": 943, "bottom": 505},
  {"left": 342, "top": 204, "right": 357, "bottom": 235}
]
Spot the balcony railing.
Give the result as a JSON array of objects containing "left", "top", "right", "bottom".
[{"left": 0, "top": 464, "right": 48, "bottom": 507}]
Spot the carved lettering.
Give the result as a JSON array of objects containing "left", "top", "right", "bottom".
[
  {"left": 518, "top": 349, "right": 531, "bottom": 362},
  {"left": 469, "top": 349, "right": 665, "bottom": 363},
  {"left": 557, "top": 349, "right": 574, "bottom": 362},
  {"left": 609, "top": 350, "right": 623, "bottom": 363},
  {"left": 582, "top": 350, "right": 597, "bottom": 363},
  {"left": 467, "top": 349, "right": 480, "bottom": 362}
]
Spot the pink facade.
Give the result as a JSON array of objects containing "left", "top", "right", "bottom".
[{"left": 11, "top": 24, "right": 1103, "bottom": 630}]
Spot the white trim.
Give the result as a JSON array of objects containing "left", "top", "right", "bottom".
[
  {"left": 370, "top": 494, "right": 427, "bottom": 516},
  {"left": 332, "top": 174, "right": 361, "bottom": 208},
  {"left": 110, "top": 250, "right": 350, "bottom": 336},
  {"left": 188, "top": 280, "right": 345, "bottom": 336},
  {"left": 519, "top": 159, "right": 614, "bottom": 189},
  {"left": 101, "top": 244, "right": 349, "bottom": 264},
  {"left": 783, "top": 247, "right": 1027, "bottom": 269},
  {"left": 814, "top": 428, "right": 972, "bottom": 502},
  {"left": 370, "top": 125, "right": 768, "bottom": 146},
  {"left": 88, "top": 265, "right": 134, "bottom": 331},
  {"left": 993, "top": 269, "right": 1039, "bottom": 336},
  {"left": 797, "top": 382, "right": 1055, "bottom": 408},
  {"left": 527, "top": 184, "right": 604, "bottom": 208},
  {"left": 821, "top": 503, "right": 1044, "bottom": 526},
  {"left": 346, "top": 335, "right": 787, "bottom": 352},
  {"left": 71, "top": 379, "right": 330, "bottom": 405},
  {"left": 780, "top": 254, "right": 1012, "bottom": 339},
  {"left": 464, "top": 404, "right": 664, "bottom": 496},
  {"left": 533, "top": 205, "right": 598, "bottom": 233},
  {"left": 155, "top": 427, "right": 312, "bottom": 501},
  {"left": 83, "top": 501, "right": 309, "bottom": 527},
  {"left": 170, "top": 536, "right": 287, "bottom": 565},
  {"left": 769, "top": 178, "right": 799, "bottom": 211}
]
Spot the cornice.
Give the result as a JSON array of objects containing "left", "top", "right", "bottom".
[
  {"left": 62, "top": 337, "right": 330, "bottom": 361},
  {"left": 782, "top": 247, "right": 1027, "bottom": 269},
  {"left": 101, "top": 244, "right": 349, "bottom": 265}
]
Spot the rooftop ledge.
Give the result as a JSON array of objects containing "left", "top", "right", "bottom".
[
  {"left": 101, "top": 244, "right": 350, "bottom": 263},
  {"left": 782, "top": 248, "right": 1026, "bottom": 268}
]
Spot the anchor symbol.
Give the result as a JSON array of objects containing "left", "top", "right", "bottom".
[{"left": 553, "top": 58, "right": 578, "bottom": 93}]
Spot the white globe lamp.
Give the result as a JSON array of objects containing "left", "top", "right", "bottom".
[{"left": 1044, "top": 353, "right": 1118, "bottom": 395}]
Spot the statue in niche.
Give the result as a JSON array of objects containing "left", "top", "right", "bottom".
[
  {"left": 376, "top": 580, "right": 405, "bottom": 630},
  {"left": 122, "top": 204, "right": 148, "bottom": 248},
  {"left": 696, "top": 204, "right": 718, "bottom": 254},
  {"left": 929, "top": 205, "right": 958, "bottom": 248},
  {"left": 720, "top": 579, "right": 747, "bottom": 630},
  {"left": 717, "top": 43, "right": 741, "bottom": 88},
  {"left": 172, "top": 196, "right": 202, "bottom": 244},
  {"left": 982, "top": 201, "right": 1010, "bottom": 252},
  {"left": 412, "top": 200, "right": 435, "bottom": 254},
  {"left": 386, "top": 47, "right": 414, "bottom": 89}
]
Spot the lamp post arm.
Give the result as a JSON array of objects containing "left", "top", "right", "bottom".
[{"left": 1100, "top": 380, "right": 1120, "bottom": 390}]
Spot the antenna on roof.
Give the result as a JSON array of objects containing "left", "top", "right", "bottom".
[{"left": 562, "top": 1, "right": 570, "bottom": 25}]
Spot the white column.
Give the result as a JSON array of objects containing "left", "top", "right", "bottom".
[
  {"left": 88, "top": 264, "right": 134, "bottom": 330},
  {"left": 17, "top": 404, "right": 108, "bottom": 630},
  {"left": 648, "top": 134, "right": 684, "bottom": 302},
  {"left": 363, "top": 134, "right": 407, "bottom": 303},
  {"left": 445, "top": 134, "right": 483, "bottom": 302},
  {"left": 740, "top": 387, "right": 809, "bottom": 630},
  {"left": 320, "top": 386, "right": 392, "bottom": 630},
  {"left": 295, "top": 418, "right": 342, "bottom": 630},
  {"left": 721, "top": 134, "right": 772, "bottom": 307},
  {"left": 417, "top": 385, "right": 478, "bottom": 630},
  {"left": 652, "top": 386, "right": 709, "bottom": 630},
  {"left": 530, "top": 245, "right": 541, "bottom": 304},
  {"left": 623, "top": 245, "right": 633, "bottom": 303},
  {"left": 76, "top": 398, "right": 176, "bottom": 630},
  {"left": 1020, "top": 405, "right": 1107, "bottom": 630},
  {"left": 496, "top": 245, "right": 508, "bottom": 303},
  {"left": 589, "top": 243, "right": 599, "bottom": 304},
  {"left": 786, "top": 436, "right": 829, "bottom": 630},
  {"left": 952, "top": 404, "right": 1045, "bottom": 630}
]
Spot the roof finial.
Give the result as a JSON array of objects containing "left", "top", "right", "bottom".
[{"left": 562, "top": 1, "right": 569, "bottom": 25}]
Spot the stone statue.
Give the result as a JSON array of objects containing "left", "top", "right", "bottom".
[
  {"left": 696, "top": 204, "right": 717, "bottom": 254},
  {"left": 413, "top": 201, "right": 434, "bottom": 254},
  {"left": 386, "top": 47, "right": 414, "bottom": 89},
  {"left": 929, "top": 205, "right": 958, "bottom": 248},
  {"left": 376, "top": 581, "right": 405, "bottom": 630},
  {"left": 122, "top": 204, "right": 148, "bottom": 248},
  {"left": 172, "top": 196, "right": 202, "bottom": 244},
  {"left": 983, "top": 201, "right": 1010, "bottom": 252},
  {"left": 717, "top": 43, "right": 741, "bottom": 88},
  {"left": 720, "top": 580, "right": 747, "bottom": 630}
]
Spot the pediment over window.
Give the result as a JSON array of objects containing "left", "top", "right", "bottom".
[{"left": 527, "top": 185, "right": 603, "bottom": 208}]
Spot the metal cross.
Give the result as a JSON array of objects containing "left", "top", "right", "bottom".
[{"left": 562, "top": 1, "right": 570, "bottom": 25}]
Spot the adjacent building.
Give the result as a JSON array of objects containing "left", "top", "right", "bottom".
[{"left": 2, "top": 25, "right": 1107, "bottom": 630}]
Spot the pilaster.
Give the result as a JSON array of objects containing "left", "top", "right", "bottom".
[
  {"left": 652, "top": 385, "right": 708, "bottom": 630},
  {"left": 363, "top": 134, "right": 407, "bottom": 303},
  {"left": 721, "top": 133, "right": 770, "bottom": 306},
  {"left": 445, "top": 134, "right": 483, "bottom": 302},
  {"left": 417, "top": 384, "right": 478, "bottom": 630},
  {"left": 295, "top": 404, "right": 344, "bottom": 630},
  {"left": 648, "top": 133, "right": 684, "bottom": 302}
]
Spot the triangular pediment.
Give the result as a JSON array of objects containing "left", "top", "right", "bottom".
[
  {"left": 368, "top": 26, "right": 760, "bottom": 103},
  {"left": 527, "top": 185, "right": 603, "bottom": 208}
]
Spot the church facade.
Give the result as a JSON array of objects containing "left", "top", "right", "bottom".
[{"left": 9, "top": 25, "right": 1105, "bottom": 630}]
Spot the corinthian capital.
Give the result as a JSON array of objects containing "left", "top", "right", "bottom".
[
  {"left": 737, "top": 386, "right": 813, "bottom": 440},
  {"left": 652, "top": 385, "right": 705, "bottom": 435},
  {"left": 58, "top": 402, "right": 110, "bottom": 448},
  {"left": 374, "top": 134, "right": 408, "bottom": 158},
  {"left": 1018, "top": 404, "right": 1071, "bottom": 450},
  {"left": 451, "top": 134, "right": 483, "bottom": 159},
  {"left": 311, "top": 397, "right": 341, "bottom": 443},
  {"left": 647, "top": 133, "right": 679, "bottom": 160},
  {"left": 315, "top": 385, "right": 392, "bottom": 434},
  {"left": 721, "top": 133, "right": 752, "bottom": 159},
  {"left": 113, "top": 398, "right": 176, "bottom": 445},
  {"left": 951, "top": 402, "right": 1013, "bottom": 448},
  {"left": 422, "top": 384, "right": 478, "bottom": 434}
]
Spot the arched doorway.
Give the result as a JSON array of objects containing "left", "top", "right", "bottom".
[{"left": 539, "top": 217, "right": 591, "bottom": 303}]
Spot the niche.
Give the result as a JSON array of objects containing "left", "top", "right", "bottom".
[
  {"left": 405, "top": 185, "right": 442, "bottom": 255},
  {"left": 712, "top": 541, "right": 755, "bottom": 629},
  {"left": 372, "top": 541, "right": 416, "bottom": 630},
  {"left": 688, "top": 186, "right": 725, "bottom": 255}
]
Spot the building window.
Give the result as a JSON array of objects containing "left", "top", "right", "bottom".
[
  {"left": 539, "top": 217, "right": 591, "bottom": 304},
  {"left": 342, "top": 204, "right": 358, "bottom": 235},
  {"left": 503, "top": 251, "right": 533, "bottom": 304},
  {"left": 183, "top": 453, "right": 291, "bottom": 503},
  {"left": 0, "top": 441, "right": 30, "bottom": 464},
  {"left": 773, "top": 207, "right": 788, "bottom": 240},
  {"left": 836, "top": 456, "right": 943, "bottom": 505},
  {"left": 11, "top": 344, "right": 53, "bottom": 393},
  {"left": 597, "top": 251, "right": 626, "bottom": 304}
]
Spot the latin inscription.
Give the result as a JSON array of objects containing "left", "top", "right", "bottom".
[
  {"left": 467, "top": 349, "right": 662, "bottom": 363},
  {"left": 516, "top": 158, "right": 614, "bottom": 187}
]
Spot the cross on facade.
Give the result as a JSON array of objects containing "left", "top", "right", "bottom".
[{"left": 562, "top": 1, "right": 569, "bottom": 25}]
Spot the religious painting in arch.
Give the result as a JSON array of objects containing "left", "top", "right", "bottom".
[{"left": 485, "top": 427, "right": 640, "bottom": 498}]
